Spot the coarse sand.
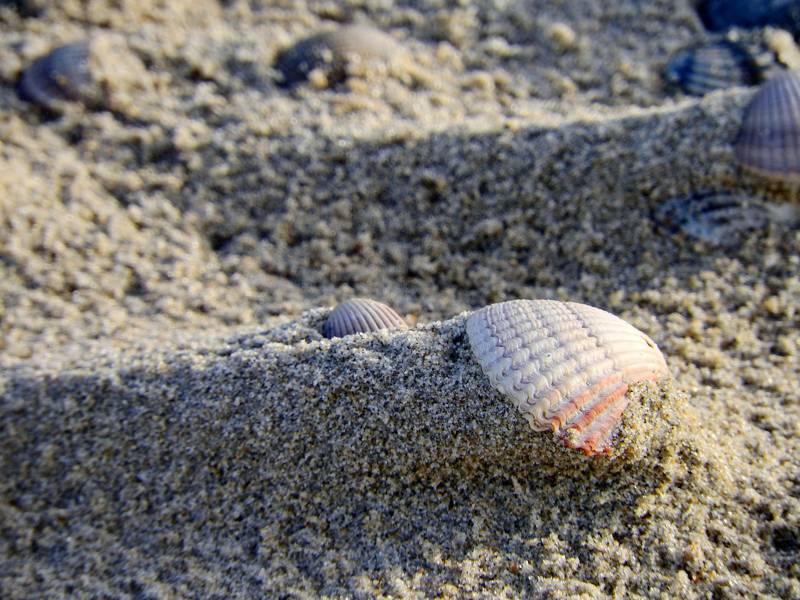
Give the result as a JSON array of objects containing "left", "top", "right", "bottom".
[{"left": 0, "top": 1, "right": 798, "bottom": 598}]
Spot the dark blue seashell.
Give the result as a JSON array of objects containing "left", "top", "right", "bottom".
[
  {"left": 735, "top": 69, "right": 800, "bottom": 181},
  {"left": 654, "top": 192, "right": 781, "bottom": 246},
  {"left": 2, "top": 0, "right": 44, "bottom": 16},
  {"left": 698, "top": 0, "right": 800, "bottom": 33},
  {"left": 19, "top": 41, "right": 98, "bottom": 111},
  {"left": 665, "top": 41, "right": 760, "bottom": 96}
]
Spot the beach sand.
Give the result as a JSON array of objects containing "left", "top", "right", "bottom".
[{"left": 1, "top": 1, "right": 798, "bottom": 597}]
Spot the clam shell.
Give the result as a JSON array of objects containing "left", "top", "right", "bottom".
[
  {"left": 466, "top": 299, "right": 668, "bottom": 456},
  {"left": 653, "top": 191, "right": 792, "bottom": 246},
  {"left": 4, "top": 0, "right": 44, "bottom": 16},
  {"left": 19, "top": 41, "right": 99, "bottom": 111},
  {"left": 698, "top": 0, "right": 800, "bottom": 33},
  {"left": 275, "top": 24, "right": 402, "bottom": 88},
  {"left": 323, "top": 298, "right": 408, "bottom": 339},
  {"left": 665, "top": 41, "right": 760, "bottom": 96},
  {"left": 735, "top": 69, "right": 800, "bottom": 182}
]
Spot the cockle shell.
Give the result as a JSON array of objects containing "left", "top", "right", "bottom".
[
  {"left": 19, "top": 41, "right": 100, "bottom": 111},
  {"left": 735, "top": 69, "right": 800, "bottom": 182},
  {"left": 665, "top": 41, "right": 760, "bottom": 96},
  {"left": 466, "top": 299, "right": 669, "bottom": 456},
  {"left": 4, "top": 0, "right": 44, "bottom": 16},
  {"left": 698, "top": 0, "right": 800, "bottom": 33},
  {"left": 653, "top": 191, "right": 795, "bottom": 247},
  {"left": 275, "top": 24, "right": 403, "bottom": 88},
  {"left": 323, "top": 298, "right": 407, "bottom": 339}
]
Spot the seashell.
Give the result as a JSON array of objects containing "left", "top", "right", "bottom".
[
  {"left": 698, "top": 0, "right": 800, "bottom": 33},
  {"left": 18, "top": 41, "right": 101, "bottom": 111},
  {"left": 466, "top": 299, "right": 668, "bottom": 456},
  {"left": 653, "top": 191, "right": 796, "bottom": 246},
  {"left": 323, "top": 298, "right": 408, "bottom": 338},
  {"left": 665, "top": 40, "right": 760, "bottom": 96},
  {"left": 274, "top": 24, "right": 403, "bottom": 88},
  {"left": 3, "top": 0, "right": 44, "bottom": 16},
  {"left": 735, "top": 69, "right": 800, "bottom": 182}
]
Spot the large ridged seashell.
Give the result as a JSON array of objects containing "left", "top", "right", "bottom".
[
  {"left": 466, "top": 300, "right": 669, "bottom": 456},
  {"left": 18, "top": 41, "right": 101, "bottom": 111},
  {"left": 323, "top": 298, "right": 408, "bottom": 339},
  {"left": 698, "top": 0, "right": 800, "bottom": 33},
  {"left": 653, "top": 191, "right": 796, "bottom": 246},
  {"left": 275, "top": 24, "right": 403, "bottom": 88},
  {"left": 735, "top": 69, "right": 800, "bottom": 182},
  {"left": 665, "top": 41, "right": 760, "bottom": 96}
]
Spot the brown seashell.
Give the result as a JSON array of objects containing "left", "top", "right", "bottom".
[
  {"left": 735, "top": 69, "right": 800, "bottom": 182},
  {"left": 323, "top": 298, "right": 408, "bottom": 339},
  {"left": 274, "top": 24, "right": 403, "bottom": 88},
  {"left": 466, "top": 299, "right": 669, "bottom": 456},
  {"left": 18, "top": 41, "right": 101, "bottom": 112}
]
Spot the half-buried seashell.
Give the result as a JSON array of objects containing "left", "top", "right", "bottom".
[
  {"left": 735, "top": 69, "right": 800, "bottom": 182},
  {"left": 653, "top": 191, "right": 797, "bottom": 247},
  {"left": 698, "top": 0, "right": 800, "bottom": 33},
  {"left": 466, "top": 299, "right": 669, "bottom": 456},
  {"left": 275, "top": 24, "right": 403, "bottom": 88},
  {"left": 665, "top": 40, "right": 761, "bottom": 96},
  {"left": 323, "top": 298, "right": 408, "bottom": 339},
  {"left": 4, "top": 0, "right": 45, "bottom": 17},
  {"left": 19, "top": 41, "right": 101, "bottom": 111}
]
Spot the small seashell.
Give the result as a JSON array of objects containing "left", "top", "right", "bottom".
[
  {"left": 735, "top": 69, "right": 800, "bottom": 182},
  {"left": 275, "top": 24, "right": 403, "bottom": 88},
  {"left": 698, "top": 0, "right": 800, "bottom": 33},
  {"left": 466, "top": 299, "right": 669, "bottom": 456},
  {"left": 323, "top": 298, "right": 408, "bottom": 339},
  {"left": 653, "top": 191, "right": 795, "bottom": 246},
  {"left": 3, "top": 0, "right": 44, "bottom": 16},
  {"left": 18, "top": 41, "right": 101, "bottom": 111},
  {"left": 665, "top": 41, "right": 760, "bottom": 96}
]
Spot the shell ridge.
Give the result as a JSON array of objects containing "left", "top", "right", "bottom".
[
  {"left": 512, "top": 305, "right": 568, "bottom": 406},
  {"left": 563, "top": 387, "right": 630, "bottom": 456},
  {"left": 341, "top": 309, "right": 359, "bottom": 334},
  {"left": 562, "top": 303, "right": 624, "bottom": 418},
  {"left": 487, "top": 301, "right": 552, "bottom": 412},
  {"left": 485, "top": 306, "right": 543, "bottom": 399},
  {"left": 786, "top": 75, "right": 800, "bottom": 172},
  {"left": 344, "top": 304, "right": 368, "bottom": 334},
  {"left": 532, "top": 307, "right": 597, "bottom": 426},
  {"left": 358, "top": 299, "right": 387, "bottom": 331},
  {"left": 773, "top": 79, "right": 792, "bottom": 173},
  {"left": 544, "top": 370, "right": 624, "bottom": 429},
  {"left": 564, "top": 380, "right": 629, "bottom": 433}
]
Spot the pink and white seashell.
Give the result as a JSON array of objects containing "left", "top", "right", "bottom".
[{"left": 466, "top": 299, "right": 669, "bottom": 456}]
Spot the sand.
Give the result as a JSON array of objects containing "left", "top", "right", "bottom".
[{"left": 0, "top": 0, "right": 798, "bottom": 598}]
